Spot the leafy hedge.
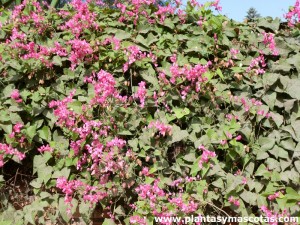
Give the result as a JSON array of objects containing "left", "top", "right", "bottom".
[{"left": 0, "top": 0, "right": 300, "bottom": 224}]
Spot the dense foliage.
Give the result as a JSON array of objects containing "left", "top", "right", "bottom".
[{"left": 0, "top": 0, "right": 300, "bottom": 224}]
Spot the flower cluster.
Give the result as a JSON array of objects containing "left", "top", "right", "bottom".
[
  {"left": 169, "top": 61, "right": 211, "bottom": 92},
  {"left": 38, "top": 144, "right": 53, "bottom": 153},
  {"left": 263, "top": 32, "right": 279, "bottom": 56},
  {"left": 0, "top": 143, "right": 25, "bottom": 167},
  {"left": 198, "top": 145, "right": 216, "bottom": 169},
  {"left": 148, "top": 120, "right": 172, "bottom": 136},
  {"left": 228, "top": 196, "right": 240, "bottom": 207},
  {"left": 246, "top": 54, "right": 266, "bottom": 75},
  {"left": 10, "top": 89, "right": 22, "bottom": 103},
  {"left": 123, "top": 45, "right": 147, "bottom": 72},
  {"left": 9, "top": 122, "right": 23, "bottom": 138},
  {"left": 134, "top": 81, "right": 147, "bottom": 108},
  {"left": 268, "top": 191, "right": 281, "bottom": 201},
  {"left": 59, "top": 0, "right": 97, "bottom": 37},
  {"left": 84, "top": 70, "right": 126, "bottom": 106},
  {"left": 285, "top": 0, "right": 300, "bottom": 27},
  {"left": 56, "top": 176, "right": 108, "bottom": 214},
  {"left": 68, "top": 39, "right": 93, "bottom": 69},
  {"left": 48, "top": 89, "right": 77, "bottom": 128}
]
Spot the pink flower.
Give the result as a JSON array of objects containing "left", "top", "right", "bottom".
[
  {"left": 246, "top": 55, "right": 266, "bottom": 75},
  {"left": 220, "top": 140, "right": 227, "bottom": 145},
  {"left": 129, "top": 215, "right": 146, "bottom": 225},
  {"left": 11, "top": 89, "right": 22, "bottom": 103},
  {"left": 235, "top": 135, "right": 242, "bottom": 141},
  {"left": 242, "top": 177, "right": 247, "bottom": 185},
  {"left": 198, "top": 146, "right": 216, "bottom": 168},
  {"left": 148, "top": 120, "right": 172, "bottom": 136},
  {"left": 262, "top": 32, "right": 279, "bottom": 56},
  {"left": 134, "top": 81, "right": 147, "bottom": 108},
  {"left": 230, "top": 48, "right": 239, "bottom": 59},
  {"left": 38, "top": 144, "right": 53, "bottom": 153},
  {"left": 0, "top": 143, "right": 25, "bottom": 167},
  {"left": 228, "top": 196, "right": 240, "bottom": 207},
  {"left": 268, "top": 192, "right": 280, "bottom": 201},
  {"left": 13, "top": 123, "right": 23, "bottom": 133},
  {"left": 284, "top": 0, "right": 300, "bottom": 27}
]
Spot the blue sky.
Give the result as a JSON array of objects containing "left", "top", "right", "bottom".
[
  {"left": 218, "top": 0, "right": 295, "bottom": 21},
  {"left": 182, "top": 0, "right": 296, "bottom": 22}
]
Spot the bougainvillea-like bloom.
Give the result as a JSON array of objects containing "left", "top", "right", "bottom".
[
  {"left": 263, "top": 32, "right": 279, "bottom": 56},
  {"left": 0, "top": 143, "right": 25, "bottom": 167},
  {"left": 228, "top": 196, "right": 240, "bottom": 207},
  {"left": 198, "top": 145, "right": 216, "bottom": 168},
  {"left": 148, "top": 120, "right": 172, "bottom": 136},
  {"left": 38, "top": 144, "right": 54, "bottom": 153},
  {"left": 10, "top": 89, "right": 22, "bottom": 103},
  {"left": 285, "top": 0, "right": 300, "bottom": 27},
  {"left": 134, "top": 81, "right": 147, "bottom": 108}
]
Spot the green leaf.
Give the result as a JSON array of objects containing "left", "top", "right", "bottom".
[
  {"left": 68, "top": 101, "right": 82, "bottom": 114},
  {"left": 114, "top": 30, "right": 131, "bottom": 40},
  {"left": 173, "top": 107, "right": 190, "bottom": 119},
  {"left": 38, "top": 166, "right": 53, "bottom": 183},
  {"left": 257, "top": 17, "right": 280, "bottom": 32},
  {"left": 52, "top": 168, "right": 70, "bottom": 179},
  {"left": 258, "top": 137, "right": 275, "bottom": 151},
  {"left": 240, "top": 191, "right": 257, "bottom": 206},
  {"left": 163, "top": 18, "right": 175, "bottom": 29},
  {"left": 118, "top": 130, "right": 133, "bottom": 135},
  {"left": 216, "top": 68, "right": 224, "bottom": 79},
  {"left": 38, "top": 126, "right": 51, "bottom": 141},
  {"left": 103, "top": 219, "right": 116, "bottom": 225},
  {"left": 26, "top": 125, "right": 37, "bottom": 140},
  {"left": 167, "top": 125, "right": 189, "bottom": 144},
  {"left": 280, "top": 138, "right": 295, "bottom": 151},
  {"left": 52, "top": 55, "right": 62, "bottom": 66},
  {"left": 59, "top": 198, "right": 71, "bottom": 222}
]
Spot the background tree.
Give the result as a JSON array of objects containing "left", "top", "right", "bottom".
[{"left": 245, "top": 7, "right": 261, "bottom": 20}]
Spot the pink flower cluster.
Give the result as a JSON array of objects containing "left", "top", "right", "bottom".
[
  {"left": 102, "top": 36, "right": 121, "bottom": 50},
  {"left": 10, "top": 39, "right": 68, "bottom": 68},
  {"left": 48, "top": 89, "right": 77, "bottom": 128},
  {"left": 268, "top": 192, "right": 280, "bottom": 201},
  {"left": 260, "top": 206, "right": 282, "bottom": 225},
  {"left": 198, "top": 145, "right": 216, "bottom": 169},
  {"left": 38, "top": 144, "right": 53, "bottom": 153},
  {"left": 84, "top": 70, "right": 126, "bottom": 106},
  {"left": 68, "top": 39, "right": 93, "bottom": 69},
  {"left": 169, "top": 61, "right": 211, "bottom": 93},
  {"left": 0, "top": 143, "right": 25, "bottom": 167},
  {"left": 230, "top": 48, "right": 239, "bottom": 59},
  {"left": 56, "top": 176, "right": 107, "bottom": 213},
  {"left": 246, "top": 54, "right": 266, "bottom": 75},
  {"left": 123, "top": 46, "right": 146, "bottom": 72},
  {"left": 168, "top": 194, "right": 198, "bottom": 213},
  {"left": 285, "top": 0, "right": 300, "bottom": 27},
  {"left": 170, "top": 176, "right": 197, "bottom": 187},
  {"left": 228, "top": 196, "right": 240, "bottom": 207},
  {"left": 129, "top": 215, "right": 146, "bottom": 225},
  {"left": 59, "top": 0, "right": 97, "bottom": 37},
  {"left": 228, "top": 95, "right": 271, "bottom": 118},
  {"left": 135, "top": 180, "right": 165, "bottom": 202},
  {"left": 134, "top": 81, "right": 147, "bottom": 108},
  {"left": 155, "top": 4, "right": 176, "bottom": 23},
  {"left": 148, "top": 120, "right": 172, "bottom": 136},
  {"left": 210, "top": 0, "right": 222, "bottom": 11},
  {"left": 263, "top": 32, "right": 279, "bottom": 56},
  {"left": 10, "top": 89, "right": 22, "bottom": 103},
  {"left": 9, "top": 122, "right": 23, "bottom": 138}
]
